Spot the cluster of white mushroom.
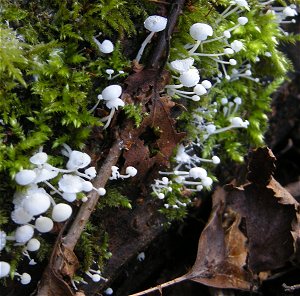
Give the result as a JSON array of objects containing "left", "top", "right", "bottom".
[
  {"left": 151, "top": 143, "right": 220, "bottom": 201},
  {"left": 266, "top": 3, "right": 298, "bottom": 26},
  {"left": 149, "top": 2, "right": 255, "bottom": 204},
  {"left": 0, "top": 144, "right": 106, "bottom": 283}
]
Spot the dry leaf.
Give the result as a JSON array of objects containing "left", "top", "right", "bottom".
[
  {"left": 122, "top": 96, "right": 185, "bottom": 182},
  {"left": 187, "top": 187, "right": 254, "bottom": 290}
]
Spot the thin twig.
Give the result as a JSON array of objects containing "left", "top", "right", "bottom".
[
  {"left": 63, "top": 139, "right": 122, "bottom": 250},
  {"left": 128, "top": 275, "right": 187, "bottom": 296},
  {"left": 283, "top": 283, "right": 300, "bottom": 292}
]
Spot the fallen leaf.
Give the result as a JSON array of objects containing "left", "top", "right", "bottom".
[
  {"left": 122, "top": 96, "right": 185, "bottom": 183},
  {"left": 187, "top": 187, "right": 254, "bottom": 290}
]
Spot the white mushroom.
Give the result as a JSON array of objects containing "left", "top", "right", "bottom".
[
  {"left": 35, "top": 216, "right": 54, "bottom": 233},
  {"left": 52, "top": 203, "right": 72, "bottom": 222},
  {"left": 135, "top": 15, "right": 167, "bottom": 62},
  {"left": 0, "top": 261, "right": 10, "bottom": 278},
  {"left": 15, "top": 170, "right": 37, "bottom": 186},
  {"left": 15, "top": 225, "right": 34, "bottom": 244}
]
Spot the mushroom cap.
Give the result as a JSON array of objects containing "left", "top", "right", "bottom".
[
  {"left": 206, "top": 124, "right": 216, "bottom": 134},
  {"left": 97, "top": 187, "right": 106, "bottom": 196},
  {"left": 62, "top": 192, "right": 77, "bottom": 202},
  {"left": 101, "top": 85, "right": 122, "bottom": 101},
  {"left": 15, "top": 169, "right": 37, "bottom": 186},
  {"left": 0, "top": 261, "right": 10, "bottom": 278},
  {"left": 212, "top": 156, "right": 221, "bottom": 164},
  {"left": 193, "top": 84, "right": 207, "bottom": 96},
  {"left": 105, "top": 97, "right": 125, "bottom": 109},
  {"left": 100, "top": 40, "right": 114, "bottom": 53},
  {"left": 82, "top": 181, "right": 93, "bottom": 192},
  {"left": 29, "top": 152, "right": 48, "bottom": 165},
  {"left": 26, "top": 238, "right": 41, "bottom": 252},
  {"left": 238, "top": 16, "right": 248, "bottom": 25},
  {"left": 144, "top": 15, "right": 167, "bottom": 32},
  {"left": 179, "top": 68, "right": 200, "bottom": 87},
  {"left": 125, "top": 166, "right": 137, "bottom": 177},
  {"left": 33, "top": 167, "right": 58, "bottom": 183},
  {"left": 175, "top": 145, "right": 191, "bottom": 163},
  {"left": 84, "top": 167, "right": 97, "bottom": 179},
  {"left": 52, "top": 203, "right": 73, "bottom": 222},
  {"left": 58, "top": 174, "right": 84, "bottom": 193},
  {"left": 15, "top": 225, "right": 34, "bottom": 243},
  {"left": 231, "top": 0, "right": 249, "bottom": 9},
  {"left": 66, "top": 150, "right": 91, "bottom": 170},
  {"left": 23, "top": 191, "right": 51, "bottom": 216},
  {"left": 224, "top": 48, "right": 234, "bottom": 54},
  {"left": 202, "top": 176, "right": 213, "bottom": 187},
  {"left": 230, "top": 40, "right": 244, "bottom": 52},
  {"left": 35, "top": 216, "right": 54, "bottom": 233},
  {"left": 283, "top": 6, "right": 298, "bottom": 17},
  {"left": 170, "top": 58, "right": 194, "bottom": 73},
  {"left": 104, "top": 288, "right": 114, "bottom": 295},
  {"left": 230, "top": 116, "right": 244, "bottom": 127},
  {"left": 11, "top": 207, "right": 33, "bottom": 224},
  {"left": 0, "top": 231, "right": 6, "bottom": 251},
  {"left": 201, "top": 80, "right": 212, "bottom": 89},
  {"left": 190, "top": 23, "right": 213, "bottom": 41},
  {"left": 189, "top": 167, "right": 207, "bottom": 179},
  {"left": 92, "top": 274, "right": 101, "bottom": 282},
  {"left": 20, "top": 273, "right": 31, "bottom": 285}
]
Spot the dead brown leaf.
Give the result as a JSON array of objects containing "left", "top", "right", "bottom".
[
  {"left": 122, "top": 96, "right": 185, "bottom": 182},
  {"left": 122, "top": 69, "right": 170, "bottom": 104},
  {"left": 187, "top": 147, "right": 300, "bottom": 290},
  {"left": 187, "top": 187, "right": 254, "bottom": 290}
]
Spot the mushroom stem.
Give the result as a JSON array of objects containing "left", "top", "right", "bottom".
[
  {"left": 135, "top": 31, "right": 155, "bottom": 63},
  {"left": 188, "top": 40, "right": 201, "bottom": 54}
]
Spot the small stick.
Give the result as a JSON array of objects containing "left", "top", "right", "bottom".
[
  {"left": 128, "top": 275, "right": 187, "bottom": 296},
  {"left": 282, "top": 283, "right": 300, "bottom": 292}
]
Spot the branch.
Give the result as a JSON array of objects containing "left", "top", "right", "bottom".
[
  {"left": 149, "top": 0, "right": 186, "bottom": 70},
  {"left": 63, "top": 139, "right": 122, "bottom": 250}
]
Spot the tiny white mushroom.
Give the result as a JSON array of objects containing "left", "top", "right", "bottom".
[
  {"left": 66, "top": 150, "right": 91, "bottom": 170},
  {"left": 189, "top": 167, "right": 207, "bottom": 179},
  {"left": 179, "top": 68, "right": 200, "bottom": 87},
  {"left": 190, "top": 23, "right": 213, "bottom": 41},
  {"left": 97, "top": 187, "right": 106, "bottom": 196},
  {"left": 23, "top": 191, "right": 51, "bottom": 216},
  {"left": 104, "top": 288, "right": 114, "bottom": 295},
  {"left": 135, "top": 15, "right": 167, "bottom": 62},
  {"left": 15, "top": 225, "right": 35, "bottom": 244},
  {"left": 230, "top": 40, "right": 244, "bottom": 52},
  {"left": 52, "top": 203, "right": 73, "bottom": 222},
  {"left": 35, "top": 216, "right": 54, "bottom": 233},
  {"left": 100, "top": 40, "right": 114, "bottom": 54},
  {"left": 15, "top": 170, "right": 37, "bottom": 186},
  {"left": 20, "top": 273, "right": 31, "bottom": 285},
  {"left": 189, "top": 23, "right": 213, "bottom": 54},
  {"left": 84, "top": 167, "right": 97, "bottom": 179},
  {"left": 202, "top": 176, "right": 213, "bottom": 187},
  {"left": 125, "top": 166, "right": 138, "bottom": 177},
  {"left": 0, "top": 261, "right": 10, "bottom": 278},
  {"left": 26, "top": 238, "right": 41, "bottom": 252},
  {"left": 170, "top": 58, "right": 194, "bottom": 73},
  {"left": 11, "top": 208, "right": 33, "bottom": 224},
  {"left": 29, "top": 152, "right": 48, "bottom": 165},
  {"left": 101, "top": 85, "right": 122, "bottom": 101}
]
